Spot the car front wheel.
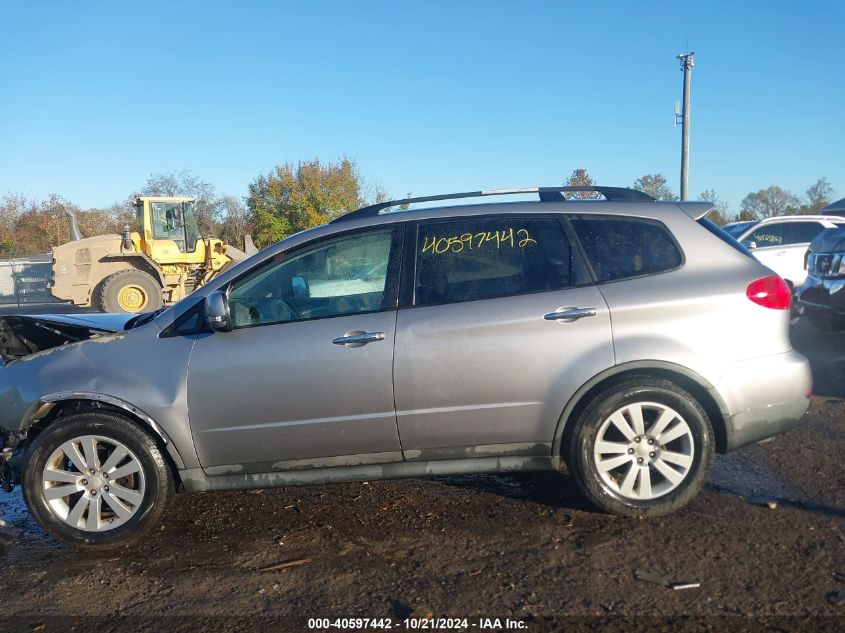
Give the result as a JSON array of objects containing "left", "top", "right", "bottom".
[
  {"left": 22, "top": 411, "right": 174, "bottom": 548},
  {"left": 566, "top": 377, "right": 714, "bottom": 517}
]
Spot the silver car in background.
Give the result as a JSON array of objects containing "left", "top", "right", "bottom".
[{"left": 0, "top": 186, "right": 811, "bottom": 547}]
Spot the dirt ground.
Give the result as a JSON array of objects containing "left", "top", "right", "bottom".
[{"left": 0, "top": 320, "right": 843, "bottom": 633}]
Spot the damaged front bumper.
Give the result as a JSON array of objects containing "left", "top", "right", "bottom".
[{"left": 0, "top": 312, "right": 134, "bottom": 492}]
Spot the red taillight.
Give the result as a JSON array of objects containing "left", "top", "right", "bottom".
[{"left": 746, "top": 275, "right": 792, "bottom": 310}]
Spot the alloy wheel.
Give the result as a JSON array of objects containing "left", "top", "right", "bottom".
[
  {"left": 41, "top": 434, "right": 146, "bottom": 532},
  {"left": 592, "top": 401, "right": 694, "bottom": 500}
]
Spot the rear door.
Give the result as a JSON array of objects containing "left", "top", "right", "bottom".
[
  {"left": 392, "top": 215, "right": 613, "bottom": 460},
  {"left": 746, "top": 221, "right": 825, "bottom": 286}
]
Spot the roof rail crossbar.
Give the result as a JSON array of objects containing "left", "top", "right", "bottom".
[{"left": 331, "top": 186, "right": 655, "bottom": 224}]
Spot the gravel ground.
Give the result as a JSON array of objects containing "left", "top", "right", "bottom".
[{"left": 0, "top": 320, "right": 842, "bottom": 633}]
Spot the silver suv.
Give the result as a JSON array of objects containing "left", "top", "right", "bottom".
[{"left": 0, "top": 186, "right": 811, "bottom": 547}]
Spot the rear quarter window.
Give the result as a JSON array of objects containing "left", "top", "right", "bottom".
[
  {"left": 570, "top": 216, "right": 683, "bottom": 282},
  {"left": 785, "top": 221, "right": 825, "bottom": 245}
]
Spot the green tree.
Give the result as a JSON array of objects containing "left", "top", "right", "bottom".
[
  {"left": 740, "top": 186, "right": 799, "bottom": 219},
  {"left": 247, "top": 158, "right": 366, "bottom": 247},
  {"left": 632, "top": 174, "right": 678, "bottom": 200},
  {"left": 564, "top": 168, "right": 601, "bottom": 199}
]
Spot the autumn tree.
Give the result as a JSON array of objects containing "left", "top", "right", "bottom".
[
  {"left": 0, "top": 193, "right": 37, "bottom": 257},
  {"left": 697, "top": 189, "right": 730, "bottom": 225},
  {"left": 11, "top": 194, "right": 79, "bottom": 255},
  {"left": 564, "top": 168, "right": 601, "bottom": 199},
  {"left": 632, "top": 174, "right": 678, "bottom": 200},
  {"left": 740, "top": 186, "right": 799, "bottom": 219},
  {"left": 247, "top": 158, "right": 367, "bottom": 247}
]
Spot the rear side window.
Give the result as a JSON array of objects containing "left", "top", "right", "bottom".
[
  {"left": 697, "top": 218, "right": 755, "bottom": 259},
  {"left": 413, "top": 217, "right": 577, "bottom": 306},
  {"left": 571, "top": 216, "right": 682, "bottom": 282},
  {"left": 784, "top": 221, "right": 825, "bottom": 245}
]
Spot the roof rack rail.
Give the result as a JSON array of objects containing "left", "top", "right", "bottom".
[{"left": 331, "top": 186, "right": 655, "bottom": 224}]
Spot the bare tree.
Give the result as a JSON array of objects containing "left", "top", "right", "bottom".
[
  {"left": 803, "top": 177, "right": 834, "bottom": 214},
  {"left": 142, "top": 170, "right": 222, "bottom": 237},
  {"left": 218, "top": 195, "right": 252, "bottom": 248},
  {"left": 740, "top": 186, "right": 799, "bottom": 219},
  {"left": 697, "top": 189, "right": 730, "bottom": 225}
]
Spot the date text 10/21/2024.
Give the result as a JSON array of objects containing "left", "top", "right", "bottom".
[{"left": 307, "top": 617, "right": 528, "bottom": 630}]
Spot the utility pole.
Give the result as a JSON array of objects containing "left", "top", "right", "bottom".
[{"left": 676, "top": 52, "right": 694, "bottom": 200}]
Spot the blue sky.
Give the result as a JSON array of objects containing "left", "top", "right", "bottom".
[{"left": 1, "top": 1, "right": 843, "bottom": 213}]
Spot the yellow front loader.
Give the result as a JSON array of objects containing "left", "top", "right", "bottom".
[{"left": 51, "top": 196, "right": 256, "bottom": 313}]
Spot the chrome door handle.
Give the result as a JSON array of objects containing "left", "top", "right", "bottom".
[
  {"left": 543, "top": 307, "right": 597, "bottom": 321},
  {"left": 332, "top": 331, "right": 385, "bottom": 347}
]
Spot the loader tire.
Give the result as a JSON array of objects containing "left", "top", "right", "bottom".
[{"left": 97, "top": 270, "right": 163, "bottom": 314}]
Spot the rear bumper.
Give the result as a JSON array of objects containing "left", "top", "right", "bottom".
[
  {"left": 716, "top": 350, "right": 812, "bottom": 452},
  {"left": 724, "top": 397, "right": 810, "bottom": 451},
  {"left": 797, "top": 275, "right": 845, "bottom": 316}
]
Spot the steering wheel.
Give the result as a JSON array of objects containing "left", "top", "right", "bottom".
[
  {"left": 269, "top": 298, "right": 299, "bottom": 322},
  {"left": 230, "top": 300, "right": 263, "bottom": 325}
]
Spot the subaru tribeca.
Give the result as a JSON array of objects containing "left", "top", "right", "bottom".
[{"left": 0, "top": 186, "right": 811, "bottom": 547}]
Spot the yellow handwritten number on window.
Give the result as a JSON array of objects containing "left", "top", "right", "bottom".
[{"left": 420, "top": 228, "right": 537, "bottom": 254}]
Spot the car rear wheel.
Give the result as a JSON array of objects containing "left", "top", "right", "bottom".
[
  {"left": 566, "top": 377, "right": 714, "bottom": 517},
  {"left": 22, "top": 412, "right": 174, "bottom": 548}
]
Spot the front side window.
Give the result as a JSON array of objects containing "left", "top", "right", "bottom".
[
  {"left": 228, "top": 228, "right": 396, "bottom": 329},
  {"left": 413, "top": 217, "right": 576, "bottom": 306},
  {"left": 571, "top": 216, "right": 683, "bottom": 282},
  {"left": 746, "top": 224, "right": 784, "bottom": 248}
]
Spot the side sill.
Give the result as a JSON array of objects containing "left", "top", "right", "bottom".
[{"left": 179, "top": 455, "right": 560, "bottom": 493}]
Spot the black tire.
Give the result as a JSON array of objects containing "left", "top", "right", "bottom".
[
  {"left": 97, "top": 269, "right": 163, "bottom": 313},
  {"left": 565, "top": 377, "right": 714, "bottom": 518},
  {"left": 22, "top": 412, "right": 175, "bottom": 548}
]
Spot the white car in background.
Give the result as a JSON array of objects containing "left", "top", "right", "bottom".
[{"left": 728, "top": 216, "right": 845, "bottom": 288}]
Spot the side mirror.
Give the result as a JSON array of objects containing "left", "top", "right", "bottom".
[
  {"left": 172, "top": 206, "right": 185, "bottom": 228},
  {"left": 291, "top": 276, "right": 309, "bottom": 299},
  {"left": 743, "top": 240, "right": 757, "bottom": 249},
  {"left": 205, "top": 291, "right": 231, "bottom": 332}
]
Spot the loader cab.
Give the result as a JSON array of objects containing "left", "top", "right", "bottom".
[{"left": 133, "top": 196, "right": 205, "bottom": 265}]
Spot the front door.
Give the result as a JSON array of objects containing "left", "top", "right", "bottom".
[
  {"left": 393, "top": 215, "right": 614, "bottom": 459},
  {"left": 187, "top": 225, "right": 404, "bottom": 472}
]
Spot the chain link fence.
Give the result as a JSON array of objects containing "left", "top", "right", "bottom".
[{"left": 0, "top": 257, "right": 59, "bottom": 306}]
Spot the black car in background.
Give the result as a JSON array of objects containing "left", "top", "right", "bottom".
[{"left": 797, "top": 225, "right": 845, "bottom": 330}]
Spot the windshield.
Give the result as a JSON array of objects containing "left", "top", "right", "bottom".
[
  {"left": 723, "top": 221, "right": 757, "bottom": 238},
  {"left": 150, "top": 201, "right": 200, "bottom": 252}
]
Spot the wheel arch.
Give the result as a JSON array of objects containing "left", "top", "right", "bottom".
[
  {"left": 24, "top": 393, "right": 186, "bottom": 483},
  {"left": 553, "top": 361, "right": 730, "bottom": 458},
  {"left": 100, "top": 253, "right": 166, "bottom": 287}
]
